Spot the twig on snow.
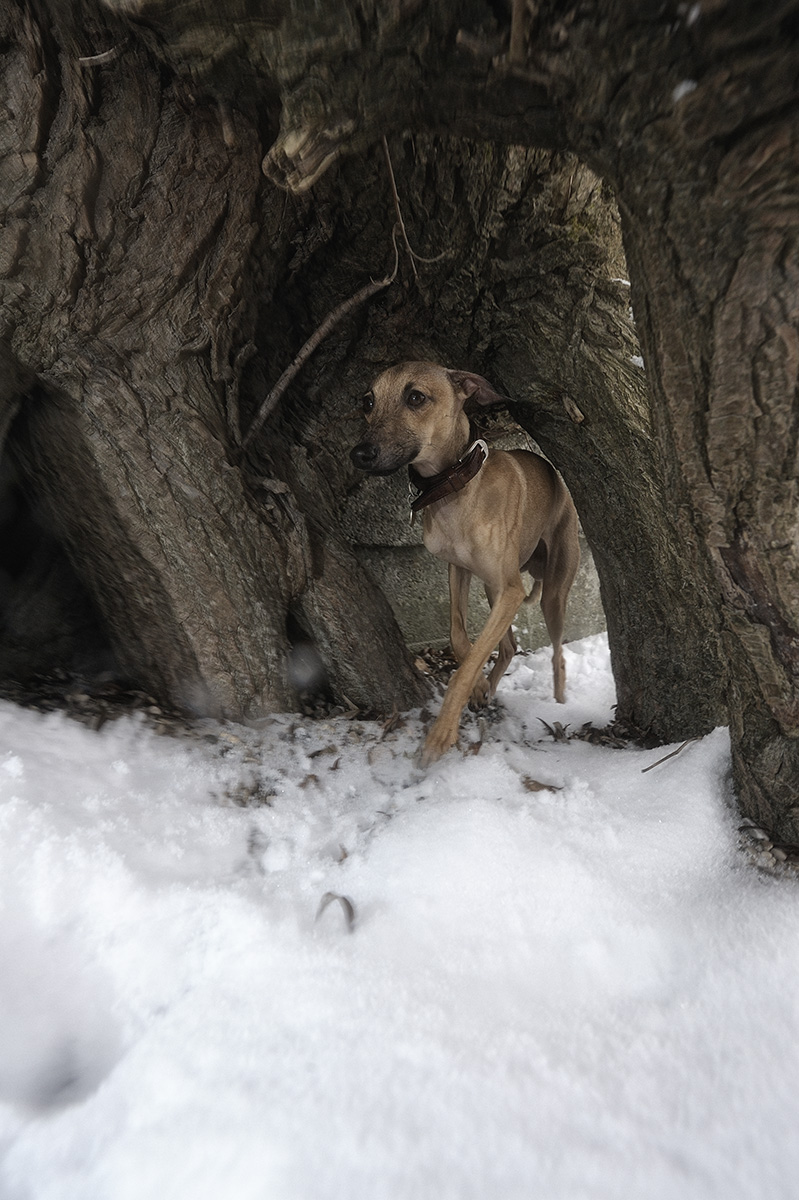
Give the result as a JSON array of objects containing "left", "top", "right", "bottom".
[{"left": 641, "top": 736, "right": 702, "bottom": 774}]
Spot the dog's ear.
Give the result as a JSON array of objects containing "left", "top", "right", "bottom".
[{"left": 446, "top": 370, "right": 508, "bottom": 408}]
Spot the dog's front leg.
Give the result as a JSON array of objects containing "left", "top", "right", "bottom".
[
  {"left": 448, "top": 564, "right": 492, "bottom": 707},
  {"left": 421, "top": 576, "right": 526, "bottom": 766},
  {"left": 448, "top": 564, "right": 472, "bottom": 663}
]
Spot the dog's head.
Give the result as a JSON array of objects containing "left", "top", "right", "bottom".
[{"left": 350, "top": 361, "right": 505, "bottom": 476}]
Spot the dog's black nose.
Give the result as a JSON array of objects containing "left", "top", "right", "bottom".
[{"left": 350, "top": 442, "right": 379, "bottom": 471}]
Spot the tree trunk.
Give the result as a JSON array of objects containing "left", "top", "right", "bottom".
[
  {"left": 0, "top": 0, "right": 427, "bottom": 716},
  {"left": 585, "top": 19, "right": 799, "bottom": 838}
]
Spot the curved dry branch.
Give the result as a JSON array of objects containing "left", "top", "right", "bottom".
[{"left": 241, "top": 230, "right": 400, "bottom": 450}]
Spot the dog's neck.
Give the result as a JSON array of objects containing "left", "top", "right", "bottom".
[
  {"left": 409, "top": 425, "right": 472, "bottom": 478},
  {"left": 408, "top": 439, "right": 488, "bottom": 516}
]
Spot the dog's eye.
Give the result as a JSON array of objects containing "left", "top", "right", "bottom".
[
  {"left": 361, "top": 393, "right": 374, "bottom": 415},
  {"left": 406, "top": 390, "right": 427, "bottom": 409}
]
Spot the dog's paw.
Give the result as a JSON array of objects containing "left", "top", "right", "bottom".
[
  {"left": 419, "top": 721, "right": 459, "bottom": 768},
  {"left": 468, "top": 676, "right": 490, "bottom": 709}
]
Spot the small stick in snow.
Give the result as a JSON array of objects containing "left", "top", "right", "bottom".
[{"left": 641, "top": 736, "right": 702, "bottom": 773}]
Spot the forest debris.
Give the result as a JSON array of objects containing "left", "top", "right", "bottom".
[
  {"left": 539, "top": 719, "right": 571, "bottom": 742},
  {"left": 381, "top": 705, "right": 404, "bottom": 736},
  {"left": 415, "top": 645, "right": 459, "bottom": 684},
  {"left": 572, "top": 721, "right": 630, "bottom": 748},
  {"left": 737, "top": 822, "right": 799, "bottom": 874},
  {"left": 227, "top": 780, "right": 277, "bottom": 807},
  {"left": 308, "top": 743, "right": 338, "bottom": 759},
  {"left": 0, "top": 672, "right": 192, "bottom": 735},
  {"left": 534, "top": 719, "right": 633, "bottom": 749}
]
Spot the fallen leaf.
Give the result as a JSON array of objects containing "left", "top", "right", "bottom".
[
  {"left": 308, "top": 744, "right": 338, "bottom": 759},
  {"left": 315, "top": 891, "right": 355, "bottom": 931},
  {"left": 521, "top": 775, "right": 562, "bottom": 793},
  {"left": 538, "top": 718, "right": 571, "bottom": 742}
]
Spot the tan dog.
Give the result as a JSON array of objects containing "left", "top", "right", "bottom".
[{"left": 350, "top": 361, "right": 580, "bottom": 766}]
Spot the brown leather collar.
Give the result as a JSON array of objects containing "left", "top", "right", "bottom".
[{"left": 408, "top": 439, "right": 488, "bottom": 516}]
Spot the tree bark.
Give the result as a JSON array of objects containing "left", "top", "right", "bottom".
[{"left": 579, "top": 11, "right": 799, "bottom": 837}]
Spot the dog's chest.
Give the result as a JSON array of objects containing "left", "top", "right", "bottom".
[{"left": 422, "top": 507, "right": 475, "bottom": 569}]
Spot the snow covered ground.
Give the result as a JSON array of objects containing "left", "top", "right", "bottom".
[{"left": 1, "top": 633, "right": 798, "bottom": 1200}]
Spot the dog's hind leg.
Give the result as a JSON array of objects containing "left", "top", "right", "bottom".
[
  {"left": 540, "top": 584, "right": 568, "bottom": 703},
  {"left": 540, "top": 525, "right": 579, "bottom": 703}
]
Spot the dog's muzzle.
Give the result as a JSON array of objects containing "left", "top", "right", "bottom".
[
  {"left": 350, "top": 442, "right": 380, "bottom": 471},
  {"left": 350, "top": 441, "right": 416, "bottom": 475}
]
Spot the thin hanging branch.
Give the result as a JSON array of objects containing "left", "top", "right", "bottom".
[
  {"left": 240, "top": 229, "right": 400, "bottom": 450},
  {"left": 381, "top": 136, "right": 448, "bottom": 275},
  {"left": 241, "top": 137, "right": 445, "bottom": 451}
]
